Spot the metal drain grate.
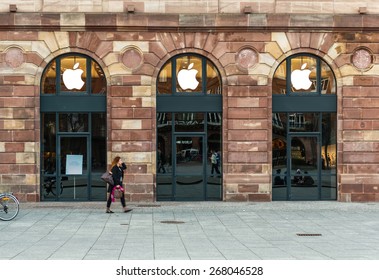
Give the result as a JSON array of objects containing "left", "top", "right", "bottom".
[
  {"left": 296, "top": 233, "right": 322, "bottom": 236},
  {"left": 160, "top": 220, "right": 185, "bottom": 224},
  {"left": 136, "top": 204, "right": 161, "bottom": 208},
  {"left": 33, "top": 205, "right": 72, "bottom": 208}
]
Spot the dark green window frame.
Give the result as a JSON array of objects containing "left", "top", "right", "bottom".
[
  {"left": 157, "top": 53, "right": 222, "bottom": 112},
  {"left": 272, "top": 54, "right": 337, "bottom": 112},
  {"left": 40, "top": 53, "right": 106, "bottom": 113}
]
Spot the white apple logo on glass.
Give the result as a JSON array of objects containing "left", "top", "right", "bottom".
[
  {"left": 177, "top": 63, "right": 199, "bottom": 90},
  {"left": 291, "top": 63, "right": 312, "bottom": 90},
  {"left": 62, "top": 62, "right": 85, "bottom": 90}
]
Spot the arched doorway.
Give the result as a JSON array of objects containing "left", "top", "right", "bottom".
[
  {"left": 272, "top": 54, "right": 337, "bottom": 200},
  {"left": 156, "top": 54, "right": 222, "bottom": 201},
  {"left": 40, "top": 53, "right": 107, "bottom": 201}
]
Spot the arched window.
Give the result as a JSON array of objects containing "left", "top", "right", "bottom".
[
  {"left": 42, "top": 53, "right": 106, "bottom": 95},
  {"left": 272, "top": 54, "right": 337, "bottom": 201},
  {"left": 272, "top": 54, "right": 336, "bottom": 112},
  {"left": 156, "top": 54, "right": 223, "bottom": 201},
  {"left": 40, "top": 53, "right": 107, "bottom": 201},
  {"left": 157, "top": 54, "right": 221, "bottom": 95},
  {"left": 273, "top": 54, "right": 336, "bottom": 95}
]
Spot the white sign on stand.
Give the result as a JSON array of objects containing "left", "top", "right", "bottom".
[{"left": 66, "top": 155, "right": 83, "bottom": 199}]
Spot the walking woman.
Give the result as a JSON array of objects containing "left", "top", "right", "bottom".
[{"left": 106, "top": 156, "right": 132, "bottom": 213}]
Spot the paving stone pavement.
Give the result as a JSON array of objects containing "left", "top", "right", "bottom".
[{"left": 1, "top": 201, "right": 379, "bottom": 260}]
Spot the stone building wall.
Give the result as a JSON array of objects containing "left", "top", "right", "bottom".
[
  {"left": 1, "top": 10, "right": 379, "bottom": 202},
  {"left": 1, "top": 0, "right": 378, "bottom": 14}
]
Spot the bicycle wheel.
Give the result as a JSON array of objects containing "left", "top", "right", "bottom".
[{"left": 0, "top": 194, "right": 19, "bottom": 221}]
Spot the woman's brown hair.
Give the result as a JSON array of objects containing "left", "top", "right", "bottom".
[{"left": 111, "top": 156, "right": 121, "bottom": 169}]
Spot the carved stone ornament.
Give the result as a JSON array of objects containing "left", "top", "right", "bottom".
[
  {"left": 236, "top": 48, "right": 258, "bottom": 70},
  {"left": 352, "top": 48, "right": 373, "bottom": 71},
  {"left": 5, "top": 47, "right": 25, "bottom": 68},
  {"left": 121, "top": 47, "right": 143, "bottom": 69}
]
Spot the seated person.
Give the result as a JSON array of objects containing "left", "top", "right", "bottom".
[
  {"left": 303, "top": 171, "right": 315, "bottom": 185},
  {"left": 294, "top": 169, "right": 303, "bottom": 184},
  {"left": 274, "top": 169, "right": 284, "bottom": 185}
]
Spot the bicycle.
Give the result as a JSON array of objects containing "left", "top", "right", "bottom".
[
  {"left": 43, "top": 176, "right": 66, "bottom": 197},
  {"left": 0, "top": 192, "right": 19, "bottom": 221}
]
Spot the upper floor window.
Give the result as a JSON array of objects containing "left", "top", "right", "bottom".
[
  {"left": 273, "top": 54, "right": 336, "bottom": 95},
  {"left": 41, "top": 54, "right": 106, "bottom": 95},
  {"left": 157, "top": 54, "right": 221, "bottom": 95}
]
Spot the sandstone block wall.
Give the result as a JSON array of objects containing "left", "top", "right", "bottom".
[
  {"left": 1, "top": 11, "right": 379, "bottom": 202},
  {"left": 1, "top": 0, "right": 378, "bottom": 14}
]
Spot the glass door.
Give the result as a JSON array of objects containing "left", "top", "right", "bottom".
[
  {"left": 58, "top": 135, "right": 89, "bottom": 200},
  {"left": 174, "top": 135, "right": 205, "bottom": 200},
  {"left": 289, "top": 135, "right": 320, "bottom": 200}
]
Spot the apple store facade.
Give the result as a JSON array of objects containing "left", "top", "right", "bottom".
[{"left": 2, "top": 9, "right": 379, "bottom": 203}]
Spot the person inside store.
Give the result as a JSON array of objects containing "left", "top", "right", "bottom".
[{"left": 294, "top": 169, "right": 303, "bottom": 184}]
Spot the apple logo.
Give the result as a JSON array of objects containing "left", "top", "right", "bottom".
[
  {"left": 177, "top": 63, "right": 199, "bottom": 90},
  {"left": 291, "top": 63, "right": 312, "bottom": 90},
  {"left": 62, "top": 62, "right": 84, "bottom": 90}
]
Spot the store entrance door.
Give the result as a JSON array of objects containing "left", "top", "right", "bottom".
[
  {"left": 157, "top": 133, "right": 222, "bottom": 201},
  {"left": 174, "top": 135, "right": 205, "bottom": 200},
  {"left": 57, "top": 135, "right": 90, "bottom": 200},
  {"left": 288, "top": 135, "right": 320, "bottom": 200}
]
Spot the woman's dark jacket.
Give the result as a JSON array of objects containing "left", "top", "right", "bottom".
[{"left": 110, "top": 162, "right": 127, "bottom": 187}]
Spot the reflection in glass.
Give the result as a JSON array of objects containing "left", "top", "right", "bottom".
[
  {"left": 91, "top": 113, "right": 107, "bottom": 200},
  {"left": 59, "top": 113, "right": 88, "bottom": 132},
  {"left": 207, "top": 112, "right": 222, "bottom": 127},
  {"left": 207, "top": 113, "right": 222, "bottom": 164},
  {"left": 157, "top": 111, "right": 222, "bottom": 201},
  {"left": 272, "top": 176, "right": 287, "bottom": 200},
  {"left": 321, "top": 176, "right": 337, "bottom": 200},
  {"left": 91, "top": 113, "right": 106, "bottom": 172},
  {"left": 157, "top": 61, "right": 172, "bottom": 95},
  {"left": 59, "top": 175, "right": 87, "bottom": 200},
  {"left": 91, "top": 60, "right": 106, "bottom": 94},
  {"left": 320, "top": 60, "right": 336, "bottom": 94},
  {"left": 175, "top": 136, "right": 204, "bottom": 200},
  {"left": 206, "top": 60, "right": 221, "bottom": 95},
  {"left": 176, "top": 176, "right": 204, "bottom": 200},
  {"left": 272, "top": 112, "right": 287, "bottom": 201},
  {"left": 290, "top": 136, "right": 319, "bottom": 200},
  {"left": 291, "top": 136, "right": 319, "bottom": 172},
  {"left": 207, "top": 114, "right": 222, "bottom": 200},
  {"left": 157, "top": 113, "right": 173, "bottom": 200},
  {"left": 291, "top": 176, "right": 319, "bottom": 200},
  {"left": 157, "top": 112, "right": 172, "bottom": 173},
  {"left": 272, "top": 112, "right": 287, "bottom": 176},
  {"left": 322, "top": 113, "right": 337, "bottom": 172},
  {"left": 272, "top": 112, "right": 337, "bottom": 201},
  {"left": 156, "top": 54, "right": 222, "bottom": 201},
  {"left": 59, "top": 137, "right": 87, "bottom": 200},
  {"left": 289, "top": 113, "right": 319, "bottom": 132},
  {"left": 175, "top": 113, "right": 204, "bottom": 132},
  {"left": 272, "top": 60, "right": 287, "bottom": 94},
  {"left": 176, "top": 136, "right": 203, "bottom": 168},
  {"left": 42, "top": 61, "right": 57, "bottom": 94},
  {"left": 42, "top": 113, "right": 56, "bottom": 174}
]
